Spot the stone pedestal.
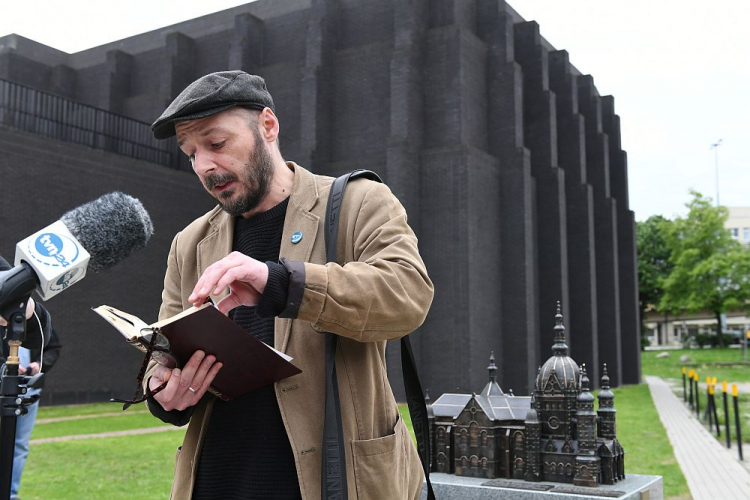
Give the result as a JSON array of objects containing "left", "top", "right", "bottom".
[{"left": 421, "top": 473, "right": 662, "bottom": 500}]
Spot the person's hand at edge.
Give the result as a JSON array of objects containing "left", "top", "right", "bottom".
[{"left": 0, "top": 297, "right": 35, "bottom": 326}]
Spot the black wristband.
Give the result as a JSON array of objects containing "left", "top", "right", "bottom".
[
  {"left": 256, "top": 262, "right": 291, "bottom": 318},
  {"left": 279, "top": 258, "right": 306, "bottom": 319}
]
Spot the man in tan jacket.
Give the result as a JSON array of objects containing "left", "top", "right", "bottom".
[{"left": 146, "top": 71, "right": 433, "bottom": 499}]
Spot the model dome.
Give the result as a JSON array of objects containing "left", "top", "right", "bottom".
[{"left": 537, "top": 303, "right": 580, "bottom": 392}]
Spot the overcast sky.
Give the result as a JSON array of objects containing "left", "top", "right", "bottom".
[{"left": 1, "top": 0, "right": 747, "bottom": 222}]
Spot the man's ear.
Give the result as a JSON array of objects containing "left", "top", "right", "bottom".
[{"left": 259, "top": 107, "right": 279, "bottom": 143}]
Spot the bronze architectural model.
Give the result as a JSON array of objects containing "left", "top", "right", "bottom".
[{"left": 429, "top": 304, "right": 625, "bottom": 486}]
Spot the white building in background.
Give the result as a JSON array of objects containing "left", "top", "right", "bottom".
[
  {"left": 727, "top": 207, "right": 750, "bottom": 245},
  {"left": 644, "top": 309, "right": 750, "bottom": 347}
]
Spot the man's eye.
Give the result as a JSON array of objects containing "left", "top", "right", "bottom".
[{"left": 211, "top": 141, "right": 226, "bottom": 150}]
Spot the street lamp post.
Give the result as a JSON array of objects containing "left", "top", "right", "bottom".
[{"left": 710, "top": 139, "right": 723, "bottom": 206}]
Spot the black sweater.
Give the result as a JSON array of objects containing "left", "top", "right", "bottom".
[{"left": 192, "top": 197, "right": 300, "bottom": 499}]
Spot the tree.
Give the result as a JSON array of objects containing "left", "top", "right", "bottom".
[
  {"left": 636, "top": 215, "right": 674, "bottom": 345},
  {"left": 660, "top": 191, "right": 750, "bottom": 348}
]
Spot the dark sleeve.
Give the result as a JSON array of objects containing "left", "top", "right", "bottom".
[
  {"left": 255, "top": 261, "right": 291, "bottom": 318},
  {"left": 146, "top": 390, "right": 195, "bottom": 427},
  {"left": 38, "top": 327, "right": 62, "bottom": 372},
  {"left": 278, "top": 258, "right": 305, "bottom": 319}
]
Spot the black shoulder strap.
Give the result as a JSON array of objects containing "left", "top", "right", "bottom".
[
  {"left": 321, "top": 170, "right": 435, "bottom": 500},
  {"left": 324, "top": 169, "right": 382, "bottom": 264}
]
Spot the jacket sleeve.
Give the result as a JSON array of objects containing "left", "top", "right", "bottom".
[
  {"left": 145, "top": 232, "right": 194, "bottom": 426},
  {"left": 159, "top": 232, "right": 187, "bottom": 321},
  {"left": 38, "top": 327, "right": 62, "bottom": 372},
  {"left": 292, "top": 181, "right": 433, "bottom": 342}
]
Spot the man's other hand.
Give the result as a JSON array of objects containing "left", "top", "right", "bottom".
[{"left": 150, "top": 350, "right": 223, "bottom": 411}]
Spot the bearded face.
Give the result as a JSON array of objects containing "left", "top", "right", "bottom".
[{"left": 204, "top": 127, "right": 275, "bottom": 217}]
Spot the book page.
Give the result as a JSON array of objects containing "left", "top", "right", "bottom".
[
  {"left": 92, "top": 305, "right": 149, "bottom": 341},
  {"left": 262, "top": 342, "right": 293, "bottom": 362},
  {"left": 150, "top": 301, "right": 213, "bottom": 329}
]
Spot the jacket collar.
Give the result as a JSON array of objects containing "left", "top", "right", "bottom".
[
  {"left": 277, "top": 163, "right": 322, "bottom": 351},
  {"left": 204, "top": 161, "right": 320, "bottom": 231}
]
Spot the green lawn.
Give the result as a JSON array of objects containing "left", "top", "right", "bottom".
[
  {"left": 19, "top": 403, "right": 183, "bottom": 500},
  {"left": 641, "top": 347, "right": 750, "bottom": 383},
  {"left": 22, "top": 432, "right": 184, "bottom": 499}
]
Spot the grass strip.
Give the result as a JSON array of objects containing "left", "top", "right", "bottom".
[
  {"left": 32, "top": 411, "right": 170, "bottom": 440},
  {"left": 33, "top": 402, "right": 145, "bottom": 419},
  {"left": 641, "top": 347, "right": 750, "bottom": 383}
]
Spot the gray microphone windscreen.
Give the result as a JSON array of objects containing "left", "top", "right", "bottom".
[{"left": 59, "top": 192, "right": 154, "bottom": 272}]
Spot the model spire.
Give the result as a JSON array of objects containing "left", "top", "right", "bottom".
[
  {"left": 552, "top": 301, "right": 569, "bottom": 356},
  {"left": 480, "top": 352, "right": 504, "bottom": 397},
  {"left": 488, "top": 351, "right": 498, "bottom": 383}
]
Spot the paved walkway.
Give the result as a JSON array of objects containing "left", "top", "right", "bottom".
[
  {"left": 30, "top": 425, "right": 183, "bottom": 444},
  {"left": 646, "top": 376, "right": 750, "bottom": 500}
]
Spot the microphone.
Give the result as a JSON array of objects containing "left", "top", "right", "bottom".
[{"left": 9, "top": 192, "right": 154, "bottom": 300}]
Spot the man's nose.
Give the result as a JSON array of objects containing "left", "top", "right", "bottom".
[{"left": 192, "top": 152, "right": 216, "bottom": 175}]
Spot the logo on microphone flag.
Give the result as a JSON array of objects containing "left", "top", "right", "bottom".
[
  {"left": 15, "top": 220, "right": 91, "bottom": 299},
  {"left": 32, "top": 232, "right": 82, "bottom": 268}
]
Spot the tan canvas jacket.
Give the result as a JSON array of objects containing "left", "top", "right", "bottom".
[{"left": 147, "top": 163, "right": 433, "bottom": 500}]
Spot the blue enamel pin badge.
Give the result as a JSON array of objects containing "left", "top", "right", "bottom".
[{"left": 291, "top": 231, "right": 303, "bottom": 244}]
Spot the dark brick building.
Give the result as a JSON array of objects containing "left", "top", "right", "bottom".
[{"left": 0, "top": 0, "right": 639, "bottom": 404}]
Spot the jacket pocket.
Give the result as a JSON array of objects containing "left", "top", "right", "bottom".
[{"left": 351, "top": 415, "right": 411, "bottom": 500}]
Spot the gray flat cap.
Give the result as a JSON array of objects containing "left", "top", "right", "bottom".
[{"left": 151, "top": 70, "right": 275, "bottom": 140}]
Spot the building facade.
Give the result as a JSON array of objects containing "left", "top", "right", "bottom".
[
  {"left": 0, "top": 0, "right": 639, "bottom": 402},
  {"left": 727, "top": 207, "right": 750, "bottom": 245}
]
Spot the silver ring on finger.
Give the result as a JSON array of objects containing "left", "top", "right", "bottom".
[{"left": 188, "top": 386, "right": 197, "bottom": 393}]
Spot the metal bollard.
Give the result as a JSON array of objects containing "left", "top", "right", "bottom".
[
  {"left": 689, "top": 369, "right": 695, "bottom": 408},
  {"left": 706, "top": 376, "right": 712, "bottom": 424},
  {"left": 694, "top": 371, "right": 700, "bottom": 418},
  {"left": 723, "top": 381, "right": 731, "bottom": 449},
  {"left": 709, "top": 382, "right": 721, "bottom": 436},
  {"left": 682, "top": 367, "right": 687, "bottom": 402},
  {"left": 712, "top": 377, "right": 720, "bottom": 436},
  {"left": 733, "top": 384, "right": 743, "bottom": 461}
]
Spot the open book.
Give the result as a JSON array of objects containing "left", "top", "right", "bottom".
[{"left": 93, "top": 302, "right": 302, "bottom": 401}]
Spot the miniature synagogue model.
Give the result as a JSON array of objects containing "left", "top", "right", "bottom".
[{"left": 428, "top": 305, "right": 625, "bottom": 486}]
